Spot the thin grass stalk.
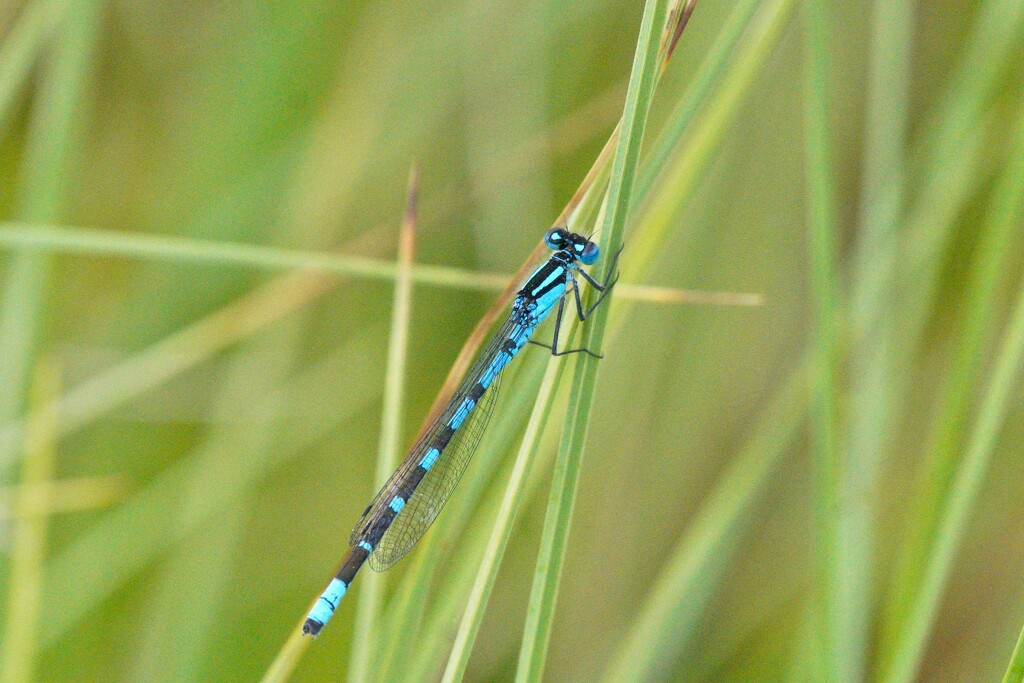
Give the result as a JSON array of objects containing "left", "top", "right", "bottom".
[
  {"left": 0, "top": 0, "right": 99, "bottom": 474},
  {"left": 600, "top": 361, "right": 808, "bottom": 682},
  {"left": 384, "top": 353, "right": 563, "bottom": 683},
  {"left": 843, "top": 0, "right": 913, "bottom": 674},
  {"left": 347, "top": 168, "right": 419, "bottom": 683},
  {"left": 800, "top": 0, "right": 846, "bottom": 679},
  {"left": 0, "top": 0, "right": 61, "bottom": 134},
  {"left": 40, "top": 324, "right": 384, "bottom": 647},
  {"left": 0, "top": 361, "right": 58, "bottom": 683},
  {"left": 0, "top": 222, "right": 753, "bottom": 307},
  {"left": 515, "top": 0, "right": 672, "bottom": 679},
  {"left": 439, "top": 352, "right": 568, "bottom": 683},
  {"left": 878, "top": 103, "right": 1024, "bottom": 683},
  {"left": 1003, "top": 622, "right": 1024, "bottom": 683},
  {"left": 0, "top": 475, "right": 124, "bottom": 520},
  {"left": 883, "top": 271, "right": 1024, "bottom": 683},
  {"left": 626, "top": 0, "right": 797, "bottom": 285}
]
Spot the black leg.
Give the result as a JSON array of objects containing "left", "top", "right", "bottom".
[
  {"left": 577, "top": 244, "right": 623, "bottom": 292},
  {"left": 576, "top": 268, "right": 604, "bottom": 291},
  {"left": 571, "top": 270, "right": 620, "bottom": 321},
  {"left": 526, "top": 244, "right": 623, "bottom": 361},
  {"left": 571, "top": 276, "right": 587, "bottom": 321},
  {"left": 527, "top": 339, "right": 604, "bottom": 360},
  {"left": 527, "top": 294, "right": 604, "bottom": 359},
  {"left": 583, "top": 271, "right": 619, "bottom": 318}
]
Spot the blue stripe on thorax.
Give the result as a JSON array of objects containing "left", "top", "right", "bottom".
[{"left": 529, "top": 266, "right": 565, "bottom": 297}]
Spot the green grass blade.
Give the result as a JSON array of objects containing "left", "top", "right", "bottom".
[
  {"left": 800, "top": 0, "right": 845, "bottom": 680},
  {"left": 627, "top": 0, "right": 798, "bottom": 284},
  {"left": 515, "top": 0, "right": 671, "bottom": 679},
  {"left": 0, "top": 0, "right": 61, "bottom": 135},
  {"left": 883, "top": 274, "right": 1024, "bottom": 683},
  {"left": 0, "top": 361, "right": 58, "bottom": 683},
  {"left": 0, "top": 222, "right": 745, "bottom": 305},
  {"left": 842, "top": 0, "right": 913, "bottom": 672},
  {"left": 1003, "top": 622, "right": 1024, "bottom": 683},
  {"left": 0, "top": 0, "right": 100, "bottom": 467},
  {"left": 878, "top": 101, "right": 1024, "bottom": 683},
  {"left": 439, "top": 353, "right": 567, "bottom": 683},
  {"left": 600, "top": 361, "right": 807, "bottom": 682},
  {"left": 346, "top": 169, "right": 419, "bottom": 683}
]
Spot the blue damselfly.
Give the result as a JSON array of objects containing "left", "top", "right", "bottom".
[{"left": 303, "top": 227, "right": 619, "bottom": 637}]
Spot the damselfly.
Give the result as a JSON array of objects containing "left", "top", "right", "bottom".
[{"left": 303, "top": 227, "right": 619, "bottom": 637}]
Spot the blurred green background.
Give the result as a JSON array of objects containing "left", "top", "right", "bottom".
[{"left": 2, "top": 0, "right": 1024, "bottom": 681}]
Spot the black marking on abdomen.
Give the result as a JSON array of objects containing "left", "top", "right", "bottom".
[{"left": 433, "top": 424, "right": 456, "bottom": 451}]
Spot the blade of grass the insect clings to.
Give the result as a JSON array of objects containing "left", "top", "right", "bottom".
[
  {"left": 801, "top": 1, "right": 847, "bottom": 680},
  {"left": 877, "top": 102, "right": 1024, "bottom": 683},
  {"left": 0, "top": 0, "right": 99, "bottom": 474},
  {"left": 0, "top": 0, "right": 62, "bottom": 135},
  {"left": 515, "top": 0, "right": 673, "bottom": 679},
  {"left": 626, "top": 0, "right": 797, "bottom": 287},
  {"left": 842, "top": 0, "right": 913, "bottom": 672},
  {"left": 347, "top": 166, "right": 420, "bottom": 683},
  {"left": 600, "top": 359, "right": 809, "bottom": 683},
  {"left": 0, "top": 360, "right": 59, "bottom": 683},
  {"left": 1002, "top": 622, "right": 1024, "bottom": 683}
]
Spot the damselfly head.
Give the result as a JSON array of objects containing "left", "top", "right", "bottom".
[{"left": 544, "top": 227, "right": 599, "bottom": 265}]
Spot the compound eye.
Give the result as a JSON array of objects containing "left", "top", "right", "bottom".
[
  {"left": 544, "top": 228, "right": 568, "bottom": 249},
  {"left": 580, "top": 241, "right": 599, "bottom": 265}
]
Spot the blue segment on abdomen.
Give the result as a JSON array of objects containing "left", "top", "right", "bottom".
[
  {"left": 420, "top": 447, "right": 440, "bottom": 470},
  {"left": 448, "top": 397, "right": 476, "bottom": 430},
  {"left": 479, "top": 351, "right": 509, "bottom": 389},
  {"left": 308, "top": 578, "right": 347, "bottom": 624}
]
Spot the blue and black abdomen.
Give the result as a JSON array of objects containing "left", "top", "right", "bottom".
[{"left": 304, "top": 248, "right": 579, "bottom": 637}]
